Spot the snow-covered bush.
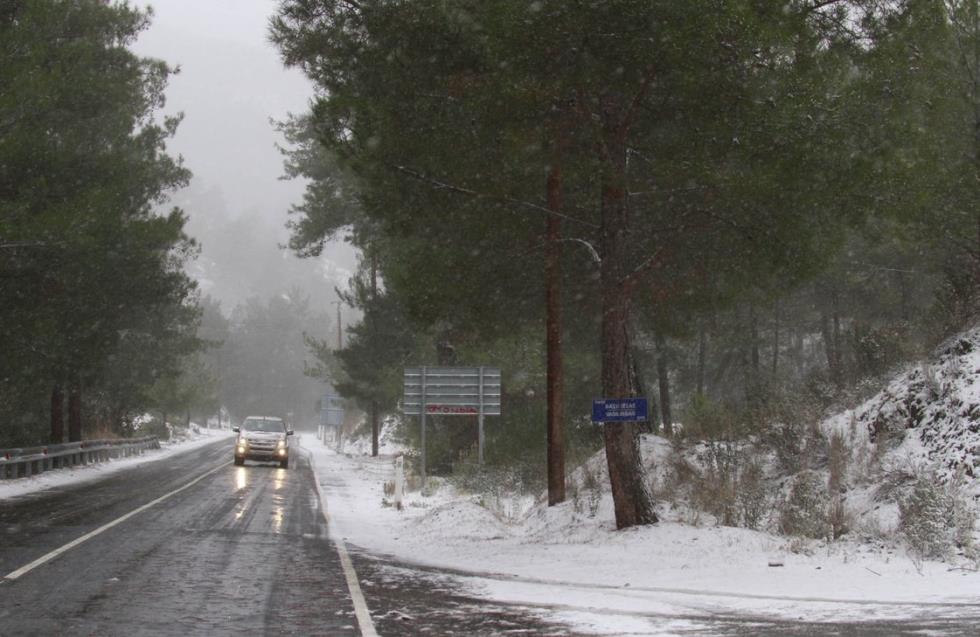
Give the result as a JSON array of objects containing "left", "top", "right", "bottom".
[
  {"left": 736, "top": 458, "right": 770, "bottom": 530},
  {"left": 899, "top": 468, "right": 976, "bottom": 561},
  {"left": 136, "top": 416, "right": 172, "bottom": 441},
  {"left": 582, "top": 464, "right": 602, "bottom": 518},
  {"left": 778, "top": 471, "right": 831, "bottom": 539},
  {"left": 692, "top": 440, "right": 740, "bottom": 526},
  {"left": 767, "top": 420, "right": 827, "bottom": 476}
]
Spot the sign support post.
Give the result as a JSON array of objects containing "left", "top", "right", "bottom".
[
  {"left": 478, "top": 366, "right": 485, "bottom": 465},
  {"left": 420, "top": 366, "right": 427, "bottom": 487}
]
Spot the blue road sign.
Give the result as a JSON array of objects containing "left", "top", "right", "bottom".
[{"left": 591, "top": 398, "right": 649, "bottom": 423}]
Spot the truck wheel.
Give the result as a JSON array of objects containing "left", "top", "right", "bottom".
[
  {"left": 234, "top": 456, "right": 244, "bottom": 466},
  {"left": 280, "top": 459, "right": 289, "bottom": 469}
]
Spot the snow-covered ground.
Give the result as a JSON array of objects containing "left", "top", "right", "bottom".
[
  {"left": 301, "top": 331, "right": 980, "bottom": 634},
  {"left": 822, "top": 328, "right": 980, "bottom": 494},
  {"left": 305, "top": 439, "right": 980, "bottom": 634},
  {"left": 0, "top": 426, "right": 234, "bottom": 501}
]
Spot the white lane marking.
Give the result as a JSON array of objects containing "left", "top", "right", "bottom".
[
  {"left": 3, "top": 461, "right": 230, "bottom": 581},
  {"left": 307, "top": 450, "right": 379, "bottom": 637}
]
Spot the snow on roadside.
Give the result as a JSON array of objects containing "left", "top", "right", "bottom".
[
  {"left": 304, "top": 439, "right": 980, "bottom": 632},
  {"left": 0, "top": 426, "right": 234, "bottom": 501}
]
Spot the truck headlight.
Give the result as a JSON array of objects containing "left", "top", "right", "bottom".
[{"left": 277, "top": 439, "right": 286, "bottom": 449}]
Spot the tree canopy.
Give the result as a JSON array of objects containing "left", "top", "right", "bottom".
[{"left": 0, "top": 0, "right": 199, "bottom": 444}]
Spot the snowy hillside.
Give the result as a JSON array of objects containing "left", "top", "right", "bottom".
[{"left": 824, "top": 329, "right": 980, "bottom": 492}]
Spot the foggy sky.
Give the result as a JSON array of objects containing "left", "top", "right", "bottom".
[{"left": 131, "top": 0, "right": 357, "bottom": 315}]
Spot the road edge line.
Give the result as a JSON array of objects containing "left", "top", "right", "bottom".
[
  {"left": 3, "top": 460, "right": 230, "bottom": 581},
  {"left": 306, "top": 447, "right": 379, "bottom": 637}
]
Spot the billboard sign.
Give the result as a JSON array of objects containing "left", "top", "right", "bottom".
[
  {"left": 402, "top": 366, "right": 502, "bottom": 478},
  {"left": 402, "top": 367, "right": 501, "bottom": 416}
]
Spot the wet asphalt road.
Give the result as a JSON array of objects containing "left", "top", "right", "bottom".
[
  {"left": 1, "top": 439, "right": 978, "bottom": 636},
  {"left": 0, "top": 439, "right": 565, "bottom": 636}
]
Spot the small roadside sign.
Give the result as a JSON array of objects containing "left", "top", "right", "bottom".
[
  {"left": 591, "top": 398, "right": 649, "bottom": 423},
  {"left": 321, "top": 388, "right": 344, "bottom": 427}
]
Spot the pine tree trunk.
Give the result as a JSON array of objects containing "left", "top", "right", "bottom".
[
  {"left": 973, "top": 0, "right": 979, "bottom": 305},
  {"left": 371, "top": 401, "right": 379, "bottom": 457},
  {"left": 50, "top": 385, "right": 64, "bottom": 444},
  {"left": 655, "top": 332, "right": 672, "bottom": 437},
  {"left": 68, "top": 384, "right": 82, "bottom": 442},
  {"left": 371, "top": 249, "right": 380, "bottom": 458},
  {"left": 832, "top": 301, "right": 843, "bottom": 383},
  {"left": 772, "top": 306, "right": 780, "bottom": 376},
  {"left": 795, "top": 326, "right": 806, "bottom": 378},
  {"left": 598, "top": 91, "right": 657, "bottom": 529},
  {"left": 546, "top": 163, "right": 566, "bottom": 506},
  {"left": 821, "top": 309, "right": 840, "bottom": 385},
  {"left": 696, "top": 324, "right": 707, "bottom": 396}
]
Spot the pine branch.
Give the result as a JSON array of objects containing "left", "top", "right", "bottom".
[{"left": 388, "top": 164, "right": 599, "bottom": 228}]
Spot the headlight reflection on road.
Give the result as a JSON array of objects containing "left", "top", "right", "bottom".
[
  {"left": 235, "top": 466, "right": 248, "bottom": 491},
  {"left": 272, "top": 504, "right": 284, "bottom": 533},
  {"left": 272, "top": 470, "right": 286, "bottom": 532}
]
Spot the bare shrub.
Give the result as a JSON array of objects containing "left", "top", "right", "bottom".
[
  {"left": 779, "top": 471, "right": 830, "bottom": 539},
  {"left": 568, "top": 478, "right": 582, "bottom": 514},
  {"left": 827, "top": 429, "right": 847, "bottom": 494},
  {"left": 921, "top": 364, "right": 941, "bottom": 400},
  {"left": 848, "top": 414, "right": 878, "bottom": 482},
  {"left": 683, "top": 394, "right": 738, "bottom": 440},
  {"left": 693, "top": 440, "right": 740, "bottom": 526},
  {"left": 582, "top": 464, "right": 602, "bottom": 518},
  {"left": 828, "top": 496, "right": 852, "bottom": 539},
  {"left": 661, "top": 442, "right": 699, "bottom": 502}
]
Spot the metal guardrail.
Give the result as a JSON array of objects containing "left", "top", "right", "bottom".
[{"left": 0, "top": 436, "right": 160, "bottom": 480}]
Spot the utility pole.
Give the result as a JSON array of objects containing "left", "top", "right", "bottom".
[
  {"left": 545, "top": 162, "right": 565, "bottom": 505},
  {"left": 332, "top": 300, "right": 343, "bottom": 349}
]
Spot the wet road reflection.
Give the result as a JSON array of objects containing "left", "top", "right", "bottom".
[
  {"left": 235, "top": 465, "right": 247, "bottom": 491},
  {"left": 14, "top": 443, "right": 961, "bottom": 636},
  {"left": 1, "top": 446, "right": 358, "bottom": 636}
]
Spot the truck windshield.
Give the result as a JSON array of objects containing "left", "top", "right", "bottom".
[{"left": 242, "top": 420, "right": 283, "bottom": 433}]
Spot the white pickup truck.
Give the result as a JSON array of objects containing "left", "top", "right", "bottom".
[{"left": 233, "top": 416, "right": 294, "bottom": 469}]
